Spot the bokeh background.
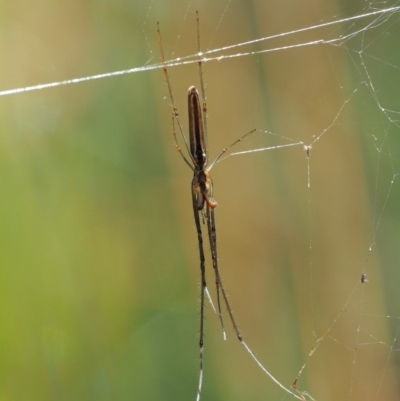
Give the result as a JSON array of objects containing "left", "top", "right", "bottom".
[{"left": 0, "top": 1, "right": 399, "bottom": 400}]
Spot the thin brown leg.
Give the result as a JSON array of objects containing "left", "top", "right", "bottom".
[
  {"left": 191, "top": 189, "right": 206, "bottom": 401},
  {"left": 207, "top": 203, "right": 243, "bottom": 342}
]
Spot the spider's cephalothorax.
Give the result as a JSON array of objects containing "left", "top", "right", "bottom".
[{"left": 192, "top": 168, "right": 217, "bottom": 210}]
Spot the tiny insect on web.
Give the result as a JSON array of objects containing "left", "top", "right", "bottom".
[{"left": 157, "top": 12, "right": 303, "bottom": 401}]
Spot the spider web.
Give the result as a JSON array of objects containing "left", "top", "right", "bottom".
[{"left": 0, "top": 1, "right": 400, "bottom": 401}]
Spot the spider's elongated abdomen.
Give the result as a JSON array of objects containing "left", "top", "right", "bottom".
[{"left": 188, "top": 86, "right": 207, "bottom": 168}]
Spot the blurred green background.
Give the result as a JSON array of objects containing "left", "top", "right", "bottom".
[{"left": 0, "top": 1, "right": 399, "bottom": 400}]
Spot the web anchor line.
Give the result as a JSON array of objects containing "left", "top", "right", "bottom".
[{"left": 1, "top": 6, "right": 399, "bottom": 97}]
